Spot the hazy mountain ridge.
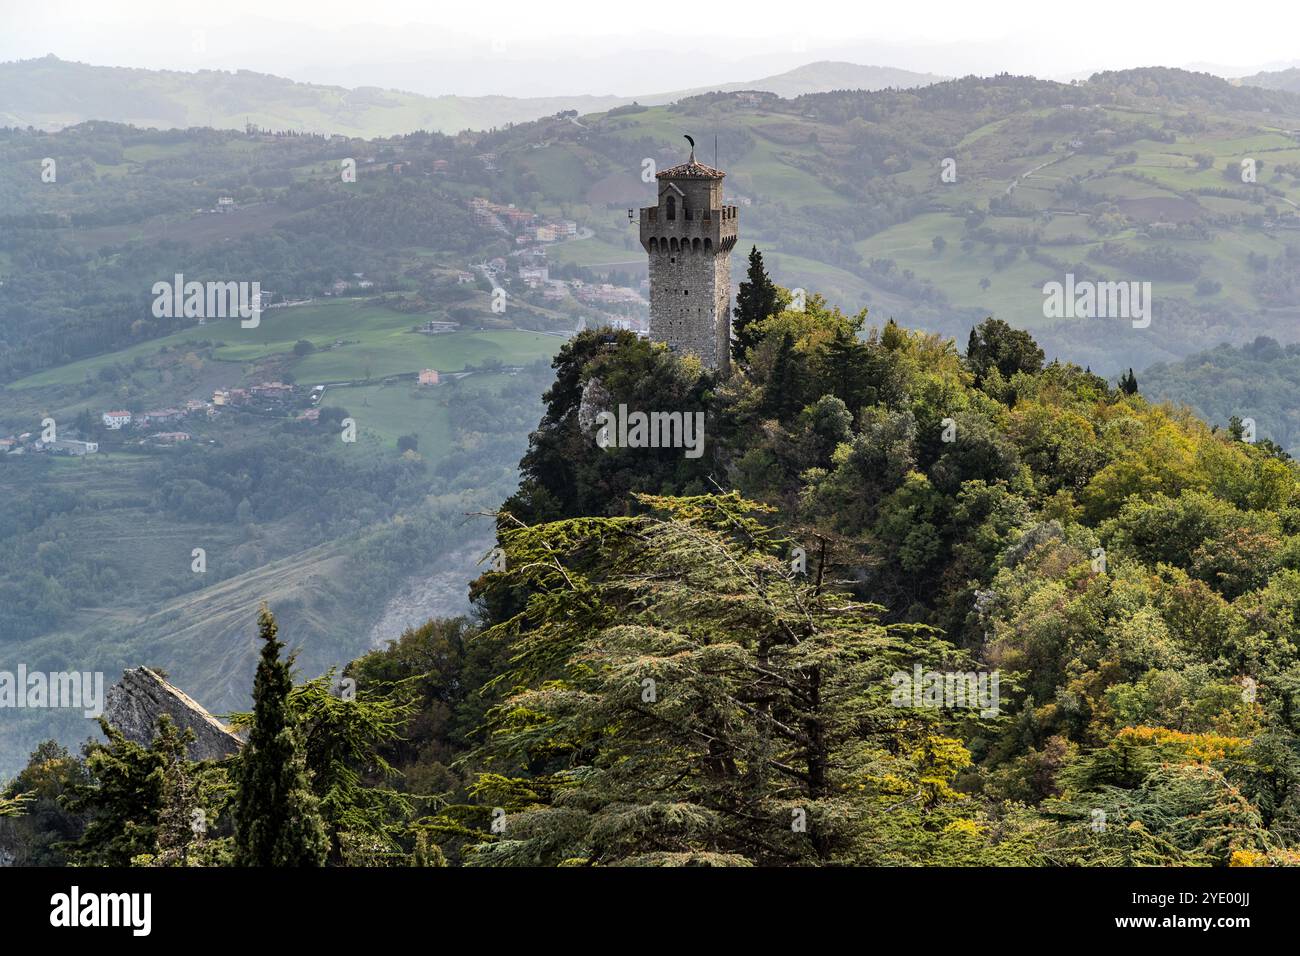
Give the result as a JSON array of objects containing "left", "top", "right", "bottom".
[
  {"left": 1238, "top": 66, "right": 1300, "bottom": 94},
  {"left": 0, "top": 55, "right": 943, "bottom": 137},
  {"left": 0, "top": 55, "right": 630, "bottom": 137},
  {"left": 669, "top": 61, "right": 946, "bottom": 99}
]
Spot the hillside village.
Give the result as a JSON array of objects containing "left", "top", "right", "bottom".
[
  {"left": 0, "top": 365, "right": 467, "bottom": 458},
  {"left": 467, "top": 195, "right": 649, "bottom": 333}
]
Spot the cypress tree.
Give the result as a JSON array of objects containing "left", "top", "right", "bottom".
[
  {"left": 765, "top": 331, "right": 807, "bottom": 417},
  {"left": 822, "top": 326, "right": 873, "bottom": 412},
  {"left": 233, "top": 607, "right": 328, "bottom": 867},
  {"left": 732, "top": 246, "right": 780, "bottom": 363}
]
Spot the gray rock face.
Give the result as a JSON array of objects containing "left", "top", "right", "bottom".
[{"left": 104, "top": 667, "right": 242, "bottom": 761}]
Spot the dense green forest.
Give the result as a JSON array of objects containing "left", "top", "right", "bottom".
[{"left": 9, "top": 253, "right": 1300, "bottom": 866}]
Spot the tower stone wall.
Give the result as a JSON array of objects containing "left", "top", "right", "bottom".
[{"left": 638, "top": 148, "right": 736, "bottom": 372}]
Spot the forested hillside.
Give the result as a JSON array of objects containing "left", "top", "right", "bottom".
[
  {"left": 432, "top": 275, "right": 1300, "bottom": 865},
  {"left": 1240, "top": 68, "right": 1300, "bottom": 95},
  {"left": 11, "top": 260, "right": 1300, "bottom": 866},
  {"left": 1143, "top": 335, "right": 1300, "bottom": 454}
]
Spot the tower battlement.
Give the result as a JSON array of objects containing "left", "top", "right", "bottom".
[
  {"left": 638, "top": 144, "right": 736, "bottom": 372},
  {"left": 638, "top": 205, "right": 738, "bottom": 247}
]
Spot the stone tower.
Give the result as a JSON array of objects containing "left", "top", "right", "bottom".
[{"left": 639, "top": 141, "right": 737, "bottom": 372}]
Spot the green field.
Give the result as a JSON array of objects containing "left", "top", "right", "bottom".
[
  {"left": 547, "top": 234, "right": 643, "bottom": 268},
  {"left": 7, "top": 299, "right": 563, "bottom": 391},
  {"left": 323, "top": 370, "right": 521, "bottom": 459},
  {"left": 292, "top": 329, "right": 558, "bottom": 382}
]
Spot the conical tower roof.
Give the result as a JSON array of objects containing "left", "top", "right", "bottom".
[{"left": 656, "top": 147, "right": 725, "bottom": 180}]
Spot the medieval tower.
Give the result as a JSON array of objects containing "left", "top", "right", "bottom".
[{"left": 639, "top": 139, "right": 737, "bottom": 373}]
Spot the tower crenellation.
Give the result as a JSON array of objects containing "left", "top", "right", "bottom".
[{"left": 639, "top": 140, "right": 737, "bottom": 372}]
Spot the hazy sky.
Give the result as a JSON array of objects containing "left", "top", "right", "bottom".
[{"left": 6, "top": 0, "right": 1300, "bottom": 95}]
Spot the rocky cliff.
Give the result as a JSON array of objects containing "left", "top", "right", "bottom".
[{"left": 104, "top": 667, "right": 242, "bottom": 761}]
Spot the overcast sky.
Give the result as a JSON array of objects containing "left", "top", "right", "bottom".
[{"left": 5, "top": 0, "right": 1300, "bottom": 96}]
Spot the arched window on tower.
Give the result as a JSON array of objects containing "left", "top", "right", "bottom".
[{"left": 666, "top": 195, "right": 676, "bottom": 220}]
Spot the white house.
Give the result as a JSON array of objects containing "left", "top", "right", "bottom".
[
  {"left": 519, "top": 265, "right": 549, "bottom": 286},
  {"left": 102, "top": 410, "right": 132, "bottom": 430}
]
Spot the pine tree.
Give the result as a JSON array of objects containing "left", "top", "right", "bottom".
[
  {"left": 732, "top": 246, "right": 780, "bottom": 363},
  {"left": 1119, "top": 368, "right": 1139, "bottom": 395},
  {"left": 0, "top": 792, "right": 33, "bottom": 818},
  {"left": 267, "top": 671, "right": 415, "bottom": 864},
  {"left": 232, "top": 607, "right": 328, "bottom": 867},
  {"left": 60, "top": 719, "right": 169, "bottom": 866},
  {"left": 881, "top": 317, "right": 908, "bottom": 350},
  {"left": 153, "top": 716, "right": 203, "bottom": 867},
  {"left": 467, "top": 494, "right": 977, "bottom": 866}
]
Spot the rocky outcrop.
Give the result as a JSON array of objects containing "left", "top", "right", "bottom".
[
  {"left": 104, "top": 667, "right": 242, "bottom": 761},
  {"left": 365, "top": 541, "right": 485, "bottom": 648}
]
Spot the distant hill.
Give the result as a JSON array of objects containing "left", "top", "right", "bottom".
[
  {"left": 1239, "top": 67, "right": 1300, "bottom": 94},
  {"left": 0, "top": 55, "right": 631, "bottom": 137},
  {"left": 1142, "top": 336, "right": 1300, "bottom": 454},
  {"left": 0, "top": 55, "right": 944, "bottom": 138},
  {"left": 663, "top": 61, "right": 946, "bottom": 100},
  {"left": 544, "top": 68, "right": 1300, "bottom": 375}
]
